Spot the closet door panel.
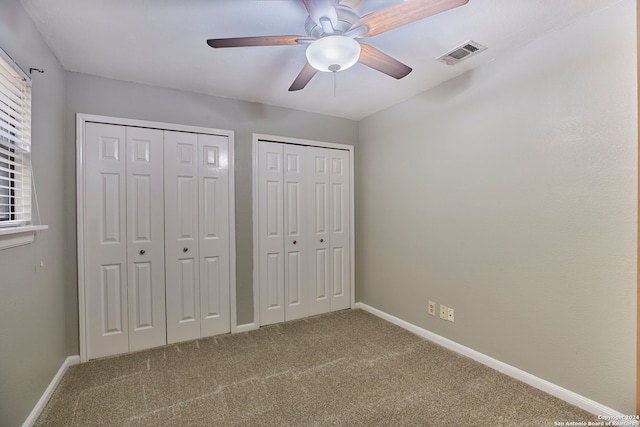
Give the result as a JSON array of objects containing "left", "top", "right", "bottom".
[
  {"left": 130, "top": 262, "right": 152, "bottom": 327},
  {"left": 258, "top": 142, "right": 285, "bottom": 325},
  {"left": 308, "top": 147, "right": 331, "bottom": 316},
  {"left": 85, "top": 123, "right": 129, "bottom": 359},
  {"left": 126, "top": 127, "right": 166, "bottom": 352},
  {"left": 165, "top": 131, "right": 201, "bottom": 343},
  {"left": 202, "top": 256, "right": 221, "bottom": 319},
  {"left": 199, "top": 134, "right": 230, "bottom": 337},
  {"left": 329, "top": 150, "right": 351, "bottom": 311},
  {"left": 178, "top": 258, "right": 198, "bottom": 320}
]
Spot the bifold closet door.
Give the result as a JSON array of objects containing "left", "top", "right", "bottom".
[
  {"left": 84, "top": 123, "right": 166, "bottom": 359},
  {"left": 164, "top": 131, "right": 231, "bottom": 344},
  {"left": 258, "top": 142, "right": 313, "bottom": 323},
  {"left": 257, "top": 141, "right": 351, "bottom": 326},
  {"left": 307, "top": 147, "right": 350, "bottom": 314}
]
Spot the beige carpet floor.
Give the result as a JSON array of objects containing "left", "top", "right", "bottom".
[{"left": 36, "top": 309, "right": 598, "bottom": 426}]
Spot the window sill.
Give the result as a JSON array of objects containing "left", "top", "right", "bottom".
[{"left": 0, "top": 225, "right": 48, "bottom": 250}]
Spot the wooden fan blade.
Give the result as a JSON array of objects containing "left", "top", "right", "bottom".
[
  {"left": 358, "top": 44, "right": 412, "bottom": 79},
  {"left": 207, "top": 36, "right": 310, "bottom": 48},
  {"left": 289, "top": 62, "right": 318, "bottom": 91},
  {"left": 352, "top": 0, "right": 469, "bottom": 38}
]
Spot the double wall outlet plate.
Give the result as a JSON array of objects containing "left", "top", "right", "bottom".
[{"left": 428, "top": 301, "right": 436, "bottom": 316}]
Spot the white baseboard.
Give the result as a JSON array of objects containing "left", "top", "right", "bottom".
[
  {"left": 355, "top": 302, "right": 627, "bottom": 418},
  {"left": 234, "top": 322, "right": 258, "bottom": 333},
  {"left": 23, "top": 355, "right": 80, "bottom": 427}
]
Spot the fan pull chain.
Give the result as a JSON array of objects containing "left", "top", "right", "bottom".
[{"left": 333, "top": 71, "right": 337, "bottom": 98}]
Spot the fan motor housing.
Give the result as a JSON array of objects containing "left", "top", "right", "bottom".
[{"left": 305, "top": 5, "right": 360, "bottom": 38}]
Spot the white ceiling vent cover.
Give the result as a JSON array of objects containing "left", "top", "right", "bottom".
[{"left": 436, "top": 41, "right": 487, "bottom": 66}]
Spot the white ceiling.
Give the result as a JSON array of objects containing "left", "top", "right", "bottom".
[{"left": 21, "top": 0, "right": 623, "bottom": 120}]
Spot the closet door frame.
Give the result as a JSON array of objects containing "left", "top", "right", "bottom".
[
  {"left": 77, "top": 113, "right": 237, "bottom": 362},
  {"left": 252, "top": 133, "right": 355, "bottom": 328}
]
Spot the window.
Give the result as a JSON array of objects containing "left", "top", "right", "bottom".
[{"left": 0, "top": 47, "right": 31, "bottom": 228}]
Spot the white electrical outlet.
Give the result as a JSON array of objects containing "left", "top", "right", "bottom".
[
  {"left": 447, "top": 307, "right": 455, "bottom": 322},
  {"left": 428, "top": 301, "right": 436, "bottom": 316},
  {"left": 440, "top": 305, "right": 448, "bottom": 320}
]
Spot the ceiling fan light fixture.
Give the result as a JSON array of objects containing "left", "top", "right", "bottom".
[{"left": 305, "top": 35, "right": 361, "bottom": 72}]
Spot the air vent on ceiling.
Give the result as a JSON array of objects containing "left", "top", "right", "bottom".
[{"left": 436, "top": 41, "right": 487, "bottom": 66}]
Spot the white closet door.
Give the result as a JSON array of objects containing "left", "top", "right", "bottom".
[
  {"left": 257, "top": 141, "right": 352, "bottom": 325},
  {"left": 307, "top": 147, "right": 331, "bottom": 316},
  {"left": 126, "top": 127, "right": 166, "bottom": 351},
  {"left": 198, "top": 134, "right": 231, "bottom": 337},
  {"left": 258, "top": 141, "right": 285, "bottom": 326},
  {"left": 283, "top": 144, "right": 309, "bottom": 321},
  {"left": 164, "top": 131, "right": 201, "bottom": 343},
  {"left": 85, "top": 123, "right": 129, "bottom": 359},
  {"left": 329, "top": 149, "right": 351, "bottom": 311}
]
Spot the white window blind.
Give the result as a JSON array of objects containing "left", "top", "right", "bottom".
[{"left": 0, "top": 48, "right": 31, "bottom": 228}]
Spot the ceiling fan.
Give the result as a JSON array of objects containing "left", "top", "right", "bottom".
[{"left": 207, "top": 0, "right": 469, "bottom": 92}]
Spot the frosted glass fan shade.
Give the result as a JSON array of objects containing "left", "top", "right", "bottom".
[{"left": 306, "top": 36, "right": 361, "bottom": 72}]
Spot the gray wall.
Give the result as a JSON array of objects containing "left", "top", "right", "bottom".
[
  {"left": 357, "top": 0, "right": 636, "bottom": 413},
  {"left": 0, "top": 1, "right": 68, "bottom": 425},
  {"left": 64, "top": 73, "right": 359, "bottom": 353}
]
